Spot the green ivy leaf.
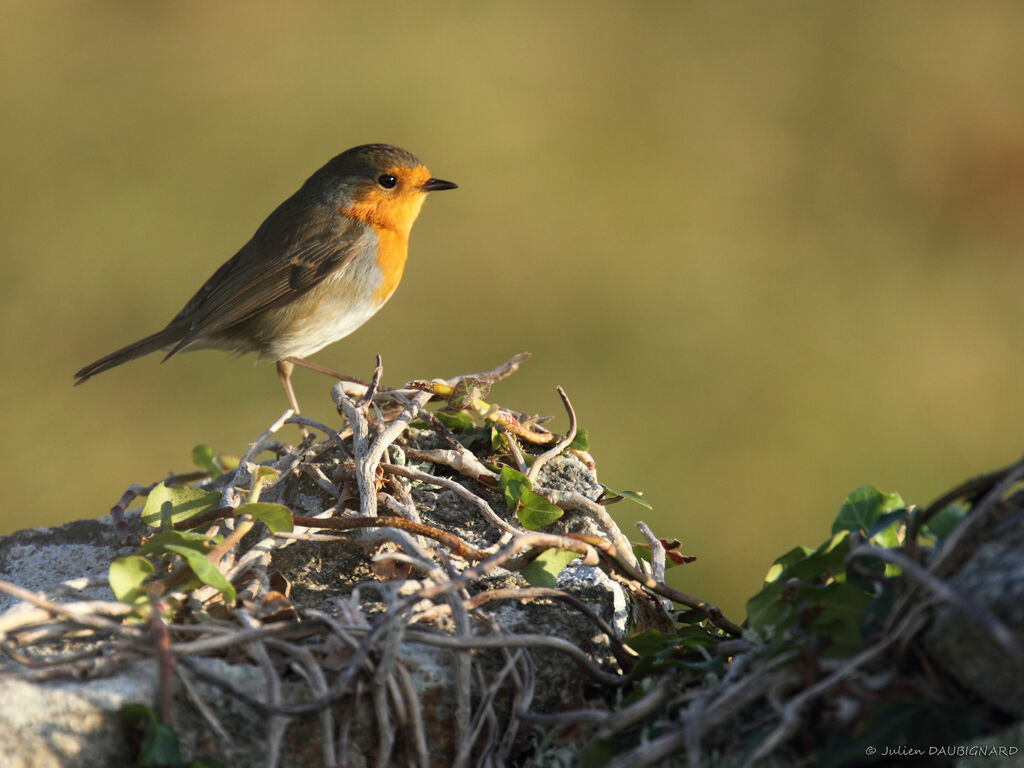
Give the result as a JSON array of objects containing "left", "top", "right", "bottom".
[
  {"left": 245, "top": 464, "right": 280, "bottom": 503},
  {"left": 520, "top": 548, "right": 580, "bottom": 587},
  {"left": 251, "top": 464, "right": 280, "bottom": 484},
  {"left": 923, "top": 504, "right": 965, "bottom": 540},
  {"left": 624, "top": 628, "right": 674, "bottom": 656},
  {"left": 567, "top": 428, "right": 590, "bottom": 451},
  {"left": 746, "top": 531, "right": 853, "bottom": 644},
  {"left": 766, "top": 532, "right": 849, "bottom": 584},
  {"left": 236, "top": 502, "right": 293, "bottom": 533},
  {"left": 139, "top": 720, "right": 183, "bottom": 767},
  {"left": 601, "top": 484, "right": 653, "bottom": 510},
  {"left": 832, "top": 485, "right": 905, "bottom": 536},
  {"left": 624, "top": 626, "right": 724, "bottom": 680},
  {"left": 163, "top": 544, "right": 235, "bottom": 603},
  {"left": 122, "top": 705, "right": 182, "bottom": 767},
  {"left": 434, "top": 410, "right": 476, "bottom": 433},
  {"left": 745, "top": 578, "right": 791, "bottom": 640},
  {"left": 109, "top": 556, "right": 155, "bottom": 604},
  {"left": 673, "top": 608, "right": 711, "bottom": 625},
  {"left": 791, "top": 532, "right": 851, "bottom": 581},
  {"left": 138, "top": 530, "right": 217, "bottom": 557},
  {"left": 498, "top": 466, "right": 532, "bottom": 509},
  {"left": 580, "top": 737, "right": 614, "bottom": 768},
  {"left": 761, "top": 545, "right": 815, "bottom": 584},
  {"left": 141, "top": 483, "right": 221, "bottom": 529},
  {"left": 865, "top": 508, "right": 908, "bottom": 548},
  {"left": 120, "top": 704, "right": 156, "bottom": 724},
  {"left": 497, "top": 466, "right": 563, "bottom": 528},
  {"left": 670, "top": 624, "right": 720, "bottom": 648},
  {"left": 516, "top": 489, "right": 563, "bottom": 529},
  {"left": 191, "top": 444, "right": 221, "bottom": 478},
  {"left": 216, "top": 453, "right": 239, "bottom": 473},
  {"left": 797, "top": 581, "right": 874, "bottom": 657}
]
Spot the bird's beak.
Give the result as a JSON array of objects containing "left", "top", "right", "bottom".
[{"left": 421, "top": 178, "right": 458, "bottom": 192}]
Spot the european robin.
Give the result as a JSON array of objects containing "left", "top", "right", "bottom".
[{"left": 74, "top": 143, "right": 456, "bottom": 413}]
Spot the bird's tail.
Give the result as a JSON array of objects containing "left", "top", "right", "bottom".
[{"left": 73, "top": 326, "right": 184, "bottom": 386}]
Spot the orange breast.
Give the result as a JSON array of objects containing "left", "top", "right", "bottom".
[{"left": 370, "top": 227, "right": 408, "bottom": 303}]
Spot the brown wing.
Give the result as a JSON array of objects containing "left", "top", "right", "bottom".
[{"left": 166, "top": 204, "right": 364, "bottom": 356}]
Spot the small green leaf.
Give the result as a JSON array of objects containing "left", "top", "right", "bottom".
[
  {"left": 624, "top": 628, "right": 674, "bottom": 656},
  {"left": 567, "top": 428, "right": 590, "bottom": 451},
  {"left": 163, "top": 544, "right": 235, "bottom": 603},
  {"left": 236, "top": 502, "right": 293, "bottom": 533},
  {"left": 122, "top": 705, "right": 182, "bottom": 766},
  {"left": 601, "top": 484, "right": 653, "bottom": 510},
  {"left": 252, "top": 464, "right": 280, "bottom": 483},
  {"left": 217, "top": 453, "right": 239, "bottom": 472},
  {"left": 745, "top": 578, "right": 791, "bottom": 639},
  {"left": 498, "top": 466, "right": 532, "bottom": 509},
  {"left": 865, "top": 508, "right": 908, "bottom": 548},
  {"left": 434, "top": 410, "right": 476, "bottom": 433},
  {"left": 758, "top": 533, "right": 848, "bottom": 587},
  {"left": 121, "top": 704, "right": 157, "bottom": 724},
  {"left": 797, "top": 581, "right": 873, "bottom": 657},
  {"left": 746, "top": 531, "right": 853, "bottom": 642},
  {"left": 923, "top": 504, "right": 965, "bottom": 540},
  {"left": 673, "top": 608, "right": 711, "bottom": 625},
  {"left": 141, "top": 483, "right": 221, "bottom": 529},
  {"left": 138, "top": 530, "right": 217, "bottom": 557},
  {"left": 671, "top": 625, "right": 720, "bottom": 648},
  {"left": 762, "top": 545, "right": 815, "bottom": 583},
  {"left": 109, "top": 556, "right": 155, "bottom": 604},
  {"left": 832, "top": 485, "right": 905, "bottom": 536},
  {"left": 520, "top": 548, "right": 581, "bottom": 587},
  {"left": 246, "top": 463, "right": 281, "bottom": 502},
  {"left": 138, "top": 720, "right": 183, "bottom": 767},
  {"left": 191, "top": 444, "right": 222, "bottom": 478},
  {"left": 497, "top": 466, "right": 563, "bottom": 528},
  {"left": 786, "top": 531, "right": 850, "bottom": 582},
  {"left": 580, "top": 737, "right": 614, "bottom": 768},
  {"left": 516, "top": 488, "right": 564, "bottom": 529}
]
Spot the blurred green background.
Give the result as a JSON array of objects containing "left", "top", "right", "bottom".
[{"left": 4, "top": 2, "right": 1024, "bottom": 618}]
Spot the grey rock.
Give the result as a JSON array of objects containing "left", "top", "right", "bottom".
[{"left": 924, "top": 510, "right": 1024, "bottom": 716}]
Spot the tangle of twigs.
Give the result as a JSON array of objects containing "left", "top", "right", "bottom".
[
  {"left": 0, "top": 354, "right": 729, "bottom": 767},
  {"left": 5, "top": 356, "right": 1016, "bottom": 766}
]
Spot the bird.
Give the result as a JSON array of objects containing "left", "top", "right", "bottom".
[{"left": 74, "top": 143, "right": 457, "bottom": 415}]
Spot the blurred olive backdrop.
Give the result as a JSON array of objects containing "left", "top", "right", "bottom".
[{"left": 4, "top": 2, "right": 1024, "bottom": 617}]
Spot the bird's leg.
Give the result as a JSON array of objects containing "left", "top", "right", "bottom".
[
  {"left": 283, "top": 356, "right": 370, "bottom": 387},
  {"left": 276, "top": 359, "right": 309, "bottom": 438},
  {"left": 276, "top": 358, "right": 303, "bottom": 412}
]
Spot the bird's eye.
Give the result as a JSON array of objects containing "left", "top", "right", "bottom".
[{"left": 377, "top": 174, "right": 397, "bottom": 189}]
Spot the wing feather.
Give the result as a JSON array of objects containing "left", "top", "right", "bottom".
[{"left": 166, "top": 205, "right": 364, "bottom": 355}]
